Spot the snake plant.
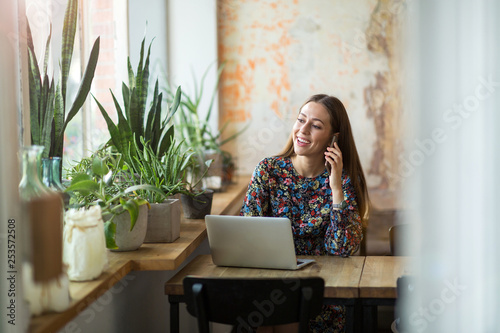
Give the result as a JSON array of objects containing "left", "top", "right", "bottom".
[
  {"left": 27, "top": 0, "right": 100, "bottom": 160},
  {"left": 94, "top": 36, "right": 181, "bottom": 171}
]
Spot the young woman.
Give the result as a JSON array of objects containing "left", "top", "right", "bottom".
[{"left": 240, "top": 94, "right": 370, "bottom": 332}]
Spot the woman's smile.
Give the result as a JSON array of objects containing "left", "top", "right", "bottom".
[{"left": 296, "top": 136, "right": 311, "bottom": 146}]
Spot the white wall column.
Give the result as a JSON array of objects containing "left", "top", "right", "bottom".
[
  {"left": 167, "top": 0, "right": 219, "bottom": 131},
  {"left": 403, "top": 0, "right": 500, "bottom": 331}
]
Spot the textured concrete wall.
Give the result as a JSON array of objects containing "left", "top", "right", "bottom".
[{"left": 217, "top": 0, "right": 406, "bottom": 208}]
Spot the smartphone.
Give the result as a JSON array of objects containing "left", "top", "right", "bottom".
[{"left": 325, "top": 134, "right": 338, "bottom": 175}]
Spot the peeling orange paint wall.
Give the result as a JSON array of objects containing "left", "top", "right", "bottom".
[{"left": 217, "top": 0, "right": 406, "bottom": 208}]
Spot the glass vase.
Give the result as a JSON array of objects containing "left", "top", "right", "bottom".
[
  {"left": 18, "top": 145, "right": 70, "bottom": 315},
  {"left": 42, "top": 157, "right": 65, "bottom": 192},
  {"left": 42, "top": 157, "right": 70, "bottom": 207}
]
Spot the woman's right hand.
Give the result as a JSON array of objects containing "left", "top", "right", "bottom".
[{"left": 324, "top": 142, "right": 344, "bottom": 203}]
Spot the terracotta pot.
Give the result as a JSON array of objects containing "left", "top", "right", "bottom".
[{"left": 144, "top": 199, "right": 181, "bottom": 243}]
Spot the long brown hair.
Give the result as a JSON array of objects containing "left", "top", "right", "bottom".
[{"left": 277, "top": 94, "right": 370, "bottom": 225}]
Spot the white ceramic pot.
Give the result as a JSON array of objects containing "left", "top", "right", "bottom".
[{"left": 111, "top": 204, "right": 148, "bottom": 251}]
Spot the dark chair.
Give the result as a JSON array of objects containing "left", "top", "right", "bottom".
[
  {"left": 183, "top": 276, "right": 325, "bottom": 333},
  {"left": 389, "top": 224, "right": 412, "bottom": 256}
]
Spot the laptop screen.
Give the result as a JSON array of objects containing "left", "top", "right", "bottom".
[{"left": 205, "top": 215, "right": 312, "bottom": 270}]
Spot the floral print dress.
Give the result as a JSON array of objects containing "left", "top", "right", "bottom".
[{"left": 240, "top": 156, "right": 363, "bottom": 332}]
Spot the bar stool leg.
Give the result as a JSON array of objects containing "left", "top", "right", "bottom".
[
  {"left": 352, "top": 299, "right": 363, "bottom": 333},
  {"left": 362, "top": 304, "right": 378, "bottom": 333},
  {"left": 169, "top": 295, "right": 180, "bottom": 333}
]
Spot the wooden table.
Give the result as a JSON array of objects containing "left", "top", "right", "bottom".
[
  {"left": 358, "top": 256, "right": 411, "bottom": 332},
  {"left": 165, "top": 254, "right": 366, "bottom": 333},
  {"left": 164, "top": 255, "right": 411, "bottom": 333},
  {"left": 29, "top": 175, "right": 250, "bottom": 333}
]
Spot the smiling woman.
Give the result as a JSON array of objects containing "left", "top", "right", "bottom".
[
  {"left": 240, "top": 94, "right": 370, "bottom": 332},
  {"left": 278, "top": 94, "right": 369, "bottom": 222}
]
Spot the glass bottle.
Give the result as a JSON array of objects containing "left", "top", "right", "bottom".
[
  {"left": 42, "top": 157, "right": 70, "bottom": 207},
  {"left": 18, "top": 145, "right": 70, "bottom": 315},
  {"left": 19, "top": 145, "right": 49, "bottom": 200},
  {"left": 42, "top": 157, "right": 65, "bottom": 192}
]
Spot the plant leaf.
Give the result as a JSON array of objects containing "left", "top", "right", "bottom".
[
  {"left": 122, "top": 82, "right": 130, "bottom": 120},
  {"left": 104, "top": 220, "right": 118, "bottom": 249},
  {"left": 158, "top": 125, "right": 174, "bottom": 157},
  {"left": 152, "top": 82, "right": 162, "bottom": 150},
  {"left": 139, "top": 41, "right": 152, "bottom": 116},
  {"left": 69, "top": 173, "right": 92, "bottom": 184},
  {"left": 94, "top": 95, "right": 126, "bottom": 154},
  {"left": 145, "top": 81, "right": 158, "bottom": 145},
  {"left": 202, "top": 62, "right": 225, "bottom": 135},
  {"left": 219, "top": 122, "right": 249, "bottom": 147},
  {"left": 56, "top": 37, "right": 100, "bottom": 156},
  {"left": 41, "top": 79, "right": 55, "bottom": 158},
  {"left": 53, "top": 81, "right": 64, "bottom": 157},
  {"left": 164, "top": 85, "right": 182, "bottom": 125},
  {"left": 127, "top": 57, "right": 135, "bottom": 88},
  {"left": 25, "top": 17, "right": 35, "bottom": 56},
  {"left": 125, "top": 184, "right": 166, "bottom": 198},
  {"left": 60, "top": 0, "right": 78, "bottom": 107},
  {"left": 27, "top": 48, "right": 41, "bottom": 145},
  {"left": 111, "top": 90, "right": 132, "bottom": 139},
  {"left": 92, "top": 156, "right": 109, "bottom": 177},
  {"left": 42, "top": 24, "right": 52, "bottom": 78},
  {"left": 64, "top": 179, "right": 99, "bottom": 193},
  {"left": 135, "top": 38, "right": 145, "bottom": 93},
  {"left": 119, "top": 198, "right": 139, "bottom": 231},
  {"left": 129, "top": 86, "right": 143, "bottom": 148}
]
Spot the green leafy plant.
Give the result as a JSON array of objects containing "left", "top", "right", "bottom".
[
  {"left": 27, "top": 0, "right": 100, "bottom": 160},
  {"left": 129, "top": 136, "right": 195, "bottom": 203},
  {"left": 163, "top": 62, "right": 246, "bottom": 183},
  {"left": 65, "top": 151, "right": 164, "bottom": 249},
  {"left": 94, "top": 36, "right": 181, "bottom": 170},
  {"left": 183, "top": 156, "right": 214, "bottom": 196},
  {"left": 165, "top": 63, "right": 231, "bottom": 152}
]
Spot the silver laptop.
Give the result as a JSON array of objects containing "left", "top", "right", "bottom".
[{"left": 205, "top": 215, "right": 315, "bottom": 270}]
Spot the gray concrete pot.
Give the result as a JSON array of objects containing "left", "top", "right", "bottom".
[
  {"left": 144, "top": 199, "right": 181, "bottom": 243},
  {"left": 110, "top": 204, "right": 148, "bottom": 251}
]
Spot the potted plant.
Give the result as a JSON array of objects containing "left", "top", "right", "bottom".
[
  {"left": 164, "top": 62, "right": 246, "bottom": 192},
  {"left": 179, "top": 155, "right": 214, "bottom": 219},
  {"left": 129, "top": 136, "right": 194, "bottom": 242},
  {"left": 93, "top": 35, "right": 181, "bottom": 171},
  {"left": 93, "top": 34, "right": 190, "bottom": 241},
  {"left": 26, "top": 0, "right": 100, "bottom": 180},
  {"left": 65, "top": 151, "right": 164, "bottom": 251}
]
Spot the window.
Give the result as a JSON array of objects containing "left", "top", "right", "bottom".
[{"left": 24, "top": 0, "right": 128, "bottom": 171}]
